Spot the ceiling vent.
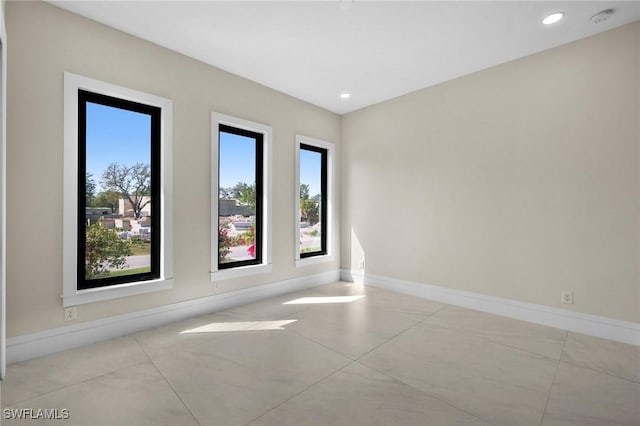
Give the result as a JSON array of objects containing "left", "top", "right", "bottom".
[{"left": 590, "top": 9, "right": 615, "bottom": 24}]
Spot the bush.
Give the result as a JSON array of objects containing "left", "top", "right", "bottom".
[
  {"left": 85, "top": 223, "right": 132, "bottom": 279},
  {"left": 245, "top": 225, "right": 256, "bottom": 257},
  {"left": 218, "top": 223, "right": 232, "bottom": 263}
]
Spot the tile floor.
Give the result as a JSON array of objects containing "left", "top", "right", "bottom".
[{"left": 1, "top": 282, "right": 639, "bottom": 426}]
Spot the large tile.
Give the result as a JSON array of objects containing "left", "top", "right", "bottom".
[
  {"left": 542, "top": 362, "right": 640, "bottom": 426},
  {"left": 351, "top": 286, "right": 446, "bottom": 316},
  {"left": 290, "top": 281, "right": 443, "bottom": 316},
  {"left": 223, "top": 282, "right": 377, "bottom": 321},
  {"left": 3, "top": 362, "right": 198, "bottom": 426},
  {"left": 222, "top": 291, "right": 316, "bottom": 321},
  {"left": 2, "top": 336, "right": 148, "bottom": 406},
  {"left": 131, "top": 310, "right": 240, "bottom": 358},
  {"left": 425, "top": 305, "right": 567, "bottom": 359},
  {"left": 360, "top": 323, "right": 558, "bottom": 425},
  {"left": 287, "top": 300, "right": 427, "bottom": 359},
  {"left": 561, "top": 332, "right": 640, "bottom": 383},
  {"left": 183, "top": 323, "right": 351, "bottom": 375},
  {"left": 152, "top": 331, "right": 351, "bottom": 426},
  {"left": 249, "top": 362, "right": 492, "bottom": 426},
  {"left": 291, "top": 281, "right": 373, "bottom": 297}
]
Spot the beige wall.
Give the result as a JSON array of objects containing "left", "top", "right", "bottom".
[
  {"left": 6, "top": 2, "right": 340, "bottom": 337},
  {"left": 342, "top": 22, "right": 640, "bottom": 323},
  {"left": 6, "top": 1, "right": 639, "bottom": 338}
]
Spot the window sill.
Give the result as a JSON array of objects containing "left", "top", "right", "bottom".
[
  {"left": 63, "top": 278, "right": 173, "bottom": 307},
  {"left": 210, "top": 263, "right": 272, "bottom": 281},
  {"left": 296, "top": 254, "right": 334, "bottom": 267}
]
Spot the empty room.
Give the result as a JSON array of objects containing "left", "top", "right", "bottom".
[{"left": 0, "top": 1, "right": 638, "bottom": 425}]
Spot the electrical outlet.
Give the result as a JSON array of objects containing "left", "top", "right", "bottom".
[
  {"left": 64, "top": 306, "right": 77, "bottom": 321},
  {"left": 561, "top": 291, "right": 573, "bottom": 305},
  {"left": 359, "top": 260, "right": 365, "bottom": 269}
]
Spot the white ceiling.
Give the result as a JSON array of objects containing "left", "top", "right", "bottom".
[{"left": 50, "top": 1, "right": 640, "bottom": 114}]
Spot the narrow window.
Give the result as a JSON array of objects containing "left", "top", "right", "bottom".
[
  {"left": 295, "top": 135, "right": 334, "bottom": 265},
  {"left": 78, "top": 91, "right": 161, "bottom": 289},
  {"left": 217, "top": 124, "right": 264, "bottom": 269},
  {"left": 298, "top": 144, "right": 327, "bottom": 258}
]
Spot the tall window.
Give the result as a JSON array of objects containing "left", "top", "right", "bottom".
[
  {"left": 64, "top": 73, "right": 173, "bottom": 306},
  {"left": 298, "top": 144, "right": 327, "bottom": 257},
  {"left": 78, "top": 91, "right": 161, "bottom": 289},
  {"left": 217, "top": 125, "right": 263, "bottom": 269},
  {"left": 211, "top": 113, "right": 272, "bottom": 279},
  {"left": 295, "top": 135, "right": 334, "bottom": 264}
]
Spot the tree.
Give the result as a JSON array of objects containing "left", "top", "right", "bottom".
[
  {"left": 228, "top": 182, "right": 256, "bottom": 211},
  {"left": 219, "top": 187, "right": 233, "bottom": 199},
  {"left": 299, "top": 183, "right": 310, "bottom": 201},
  {"left": 101, "top": 162, "right": 151, "bottom": 219},
  {"left": 301, "top": 198, "right": 320, "bottom": 225},
  {"left": 85, "top": 223, "right": 132, "bottom": 279},
  {"left": 299, "top": 184, "right": 320, "bottom": 225},
  {"left": 236, "top": 183, "right": 256, "bottom": 211},
  {"left": 86, "top": 172, "right": 96, "bottom": 207},
  {"left": 91, "top": 191, "right": 121, "bottom": 213}
]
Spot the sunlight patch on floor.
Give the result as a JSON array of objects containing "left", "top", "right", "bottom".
[
  {"left": 283, "top": 295, "right": 365, "bottom": 305},
  {"left": 180, "top": 320, "right": 297, "bottom": 334}
]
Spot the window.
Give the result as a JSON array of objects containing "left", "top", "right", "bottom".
[
  {"left": 64, "top": 73, "right": 173, "bottom": 306},
  {"left": 78, "top": 91, "right": 160, "bottom": 289},
  {"left": 295, "top": 135, "right": 334, "bottom": 265},
  {"left": 218, "top": 125, "right": 263, "bottom": 268},
  {"left": 211, "top": 113, "right": 272, "bottom": 279},
  {"left": 298, "top": 144, "right": 327, "bottom": 257}
]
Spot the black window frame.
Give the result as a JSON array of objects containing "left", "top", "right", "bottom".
[
  {"left": 77, "top": 90, "right": 161, "bottom": 290},
  {"left": 299, "top": 143, "right": 328, "bottom": 258},
  {"left": 218, "top": 124, "right": 264, "bottom": 269}
]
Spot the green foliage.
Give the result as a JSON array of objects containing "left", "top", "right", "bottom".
[
  {"left": 105, "top": 266, "right": 151, "bottom": 278},
  {"left": 218, "top": 222, "right": 232, "bottom": 263},
  {"left": 237, "top": 184, "right": 256, "bottom": 210},
  {"left": 301, "top": 198, "right": 320, "bottom": 225},
  {"left": 91, "top": 190, "right": 121, "bottom": 213},
  {"left": 299, "top": 183, "right": 310, "bottom": 201},
  {"left": 220, "top": 182, "right": 256, "bottom": 211},
  {"left": 246, "top": 225, "right": 256, "bottom": 257},
  {"left": 85, "top": 223, "right": 132, "bottom": 279},
  {"left": 128, "top": 238, "right": 151, "bottom": 256},
  {"left": 299, "top": 184, "right": 321, "bottom": 225},
  {"left": 86, "top": 172, "right": 96, "bottom": 206}
]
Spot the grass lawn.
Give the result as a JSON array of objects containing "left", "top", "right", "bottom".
[
  {"left": 301, "top": 247, "right": 321, "bottom": 253},
  {"left": 129, "top": 243, "right": 151, "bottom": 256},
  {"left": 106, "top": 266, "right": 151, "bottom": 277}
]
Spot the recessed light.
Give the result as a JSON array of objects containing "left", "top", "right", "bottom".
[
  {"left": 340, "top": 92, "right": 351, "bottom": 100},
  {"left": 542, "top": 12, "right": 565, "bottom": 25}
]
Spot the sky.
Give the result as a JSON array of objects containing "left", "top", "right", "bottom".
[
  {"left": 86, "top": 102, "right": 151, "bottom": 192},
  {"left": 85, "top": 103, "right": 322, "bottom": 197},
  {"left": 299, "top": 148, "right": 321, "bottom": 197},
  {"left": 219, "top": 131, "right": 322, "bottom": 197},
  {"left": 219, "top": 131, "right": 256, "bottom": 191}
]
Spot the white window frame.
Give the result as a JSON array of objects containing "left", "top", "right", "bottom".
[
  {"left": 295, "top": 135, "right": 335, "bottom": 267},
  {"left": 211, "top": 113, "right": 273, "bottom": 280},
  {"left": 63, "top": 72, "right": 173, "bottom": 307}
]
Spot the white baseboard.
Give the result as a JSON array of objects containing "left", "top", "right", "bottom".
[
  {"left": 341, "top": 269, "right": 640, "bottom": 347},
  {"left": 7, "top": 270, "right": 340, "bottom": 364}
]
